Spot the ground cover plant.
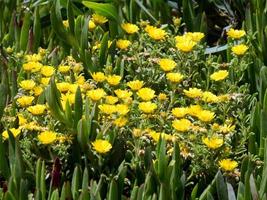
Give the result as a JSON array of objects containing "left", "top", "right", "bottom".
[{"left": 1, "top": 0, "right": 267, "bottom": 199}]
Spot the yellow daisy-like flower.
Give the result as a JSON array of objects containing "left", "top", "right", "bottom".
[
  {"left": 158, "top": 93, "right": 167, "bottom": 101},
  {"left": 61, "top": 93, "right": 75, "bottom": 105},
  {"left": 116, "top": 104, "right": 130, "bottom": 115},
  {"left": 32, "top": 86, "right": 43, "bottom": 97},
  {"left": 23, "top": 62, "right": 43, "bottom": 72},
  {"left": 202, "top": 136, "right": 223, "bottom": 149},
  {"left": 138, "top": 102, "right": 157, "bottom": 113},
  {"left": 202, "top": 91, "right": 219, "bottom": 103},
  {"left": 172, "top": 107, "right": 188, "bottom": 118},
  {"left": 57, "top": 82, "right": 71, "bottom": 93},
  {"left": 92, "top": 139, "right": 112, "bottom": 154},
  {"left": 121, "top": 23, "right": 139, "bottom": 34},
  {"left": 145, "top": 25, "right": 167, "bottom": 40},
  {"left": 132, "top": 128, "right": 142, "bottom": 137},
  {"left": 87, "top": 88, "right": 106, "bottom": 101},
  {"left": 176, "top": 39, "right": 196, "bottom": 52},
  {"left": 98, "top": 104, "right": 117, "bottom": 115},
  {"left": 173, "top": 17, "right": 181, "bottom": 26},
  {"left": 25, "top": 54, "right": 42, "bottom": 62},
  {"left": 219, "top": 124, "right": 236, "bottom": 134},
  {"left": 197, "top": 110, "right": 215, "bottom": 122},
  {"left": 116, "top": 39, "right": 131, "bottom": 50},
  {"left": 185, "top": 32, "right": 205, "bottom": 42},
  {"left": 17, "top": 96, "right": 35, "bottom": 107},
  {"left": 166, "top": 72, "right": 184, "bottom": 83},
  {"left": 137, "top": 87, "right": 155, "bottom": 101},
  {"left": 105, "top": 96, "right": 119, "bottom": 105},
  {"left": 158, "top": 59, "right": 176, "bottom": 72},
  {"left": 2, "top": 128, "right": 21, "bottom": 140},
  {"left": 92, "top": 13, "right": 108, "bottom": 25},
  {"left": 38, "top": 131, "right": 57, "bottom": 145},
  {"left": 58, "top": 65, "right": 70, "bottom": 73},
  {"left": 231, "top": 44, "right": 248, "bottom": 56},
  {"left": 219, "top": 159, "right": 238, "bottom": 171},
  {"left": 115, "top": 89, "right": 133, "bottom": 99},
  {"left": 18, "top": 114, "right": 27, "bottom": 126},
  {"left": 210, "top": 70, "right": 229, "bottom": 81},
  {"left": 27, "top": 104, "right": 46, "bottom": 115},
  {"left": 88, "top": 20, "right": 96, "bottom": 30},
  {"left": 188, "top": 105, "right": 203, "bottom": 117},
  {"left": 172, "top": 119, "right": 191, "bottom": 132},
  {"left": 114, "top": 117, "right": 128, "bottom": 127},
  {"left": 127, "top": 80, "right": 144, "bottom": 91},
  {"left": 41, "top": 65, "right": 55, "bottom": 77},
  {"left": 40, "top": 77, "right": 50, "bottom": 85},
  {"left": 227, "top": 28, "right": 246, "bottom": 39},
  {"left": 106, "top": 75, "right": 121, "bottom": 86},
  {"left": 184, "top": 88, "right": 203, "bottom": 98},
  {"left": 20, "top": 80, "right": 36, "bottom": 90}
]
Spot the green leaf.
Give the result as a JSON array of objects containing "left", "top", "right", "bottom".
[
  {"left": 71, "top": 166, "right": 81, "bottom": 200},
  {"left": 20, "top": 11, "right": 31, "bottom": 51},
  {"left": 107, "top": 178, "right": 118, "bottom": 200},
  {"left": 216, "top": 171, "right": 228, "bottom": 200},
  {"left": 0, "top": 134, "right": 10, "bottom": 179},
  {"left": 33, "top": 7, "right": 41, "bottom": 52},
  {"left": 226, "top": 182, "right": 236, "bottom": 200},
  {"left": 99, "top": 32, "right": 109, "bottom": 68},
  {"left": 82, "top": 1, "right": 119, "bottom": 22},
  {"left": 74, "top": 86, "right": 83, "bottom": 128}
]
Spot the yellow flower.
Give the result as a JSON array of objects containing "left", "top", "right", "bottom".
[
  {"left": 227, "top": 28, "right": 246, "bottom": 39},
  {"left": 219, "top": 159, "right": 238, "bottom": 171},
  {"left": 57, "top": 82, "right": 71, "bottom": 93},
  {"left": 92, "top": 13, "right": 108, "bottom": 24},
  {"left": 219, "top": 124, "right": 235, "bottom": 134},
  {"left": 63, "top": 20, "right": 69, "bottom": 28},
  {"left": 88, "top": 20, "right": 96, "bottom": 30},
  {"left": 115, "top": 89, "right": 133, "bottom": 99},
  {"left": 114, "top": 117, "right": 128, "bottom": 127},
  {"left": 132, "top": 128, "right": 142, "bottom": 137},
  {"left": 217, "top": 94, "right": 230, "bottom": 102},
  {"left": 138, "top": 102, "right": 157, "bottom": 113},
  {"left": 105, "top": 96, "right": 119, "bottom": 104},
  {"left": 172, "top": 107, "right": 188, "bottom": 118},
  {"left": 73, "top": 63, "right": 83, "bottom": 73},
  {"left": 184, "top": 88, "right": 203, "bottom": 98},
  {"left": 58, "top": 65, "right": 70, "bottom": 73},
  {"left": 185, "top": 32, "right": 205, "bottom": 42},
  {"left": 145, "top": 25, "right": 167, "bottom": 40},
  {"left": 127, "top": 80, "right": 144, "bottom": 91},
  {"left": 172, "top": 17, "right": 181, "bottom": 26},
  {"left": 18, "top": 114, "right": 27, "bottom": 126},
  {"left": 121, "top": 23, "right": 139, "bottom": 34},
  {"left": 116, "top": 104, "right": 130, "bottom": 115},
  {"left": 188, "top": 105, "right": 203, "bottom": 116},
  {"left": 76, "top": 76, "right": 86, "bottom": 85},
  {"left": 202, "top": 136, "right": 223, "bottom": 149},
  {"left": 2, "top": 128, "right": 21, "bottom": 140},
  {"left": 87, "top": 88, "right": 106, "bottom": 101},
  {"left": 17, "top": 96, "right": 34, "bottom": 107},
  {"left": 41, "top": 66, "right": 55, "bottom": 77},
  {"left": 33, "top": 86, "right": 43, "bottom": 96},
  {"left": 91, "top": 72, "right": 106, "bottom": 82},
  {"left": 210, "top": 70, "right": 229, "bottom": 81},
  {"left": 106, "top": 75, "right": 121, "bottom": 86},
  {"left": 92, "top": 139, "right": 112, "bottom": 154},
  {"left": 116, "top": 39, "right": 131, "bottom": 50},
  {"left": 98, "top": 104, "right": 117, "bottom": 115},
  {"left": 23, "top": 62, "right": 42, "bottom": 72},
  {"left": 148, "top": 131, "right": 172, "bottom": 142},
  {"left": 20, "top": 80, "right": 36, "bottom": 90},
  {"left": 27, "top": 104, "right": 46, "bottom": 115},
  {"left": 158, "top": 59, "right": 176, "bottom": 72},
  {"left": 25, "top": 54, "right": 42, "bottom": 62},
  {"left": 175, "top": 35, "right": 191, "bottom": 43},
  {"left": 197, "top": 110, "right": 215, "bottom": 122},
  {"left": 176, "top": 39, "right": 196, "bottom": 52},
  {"left": 69, "top": 84, "right": 79, "bottom": 93},
  {"left": 40, "top": 77, "right": 50, "bottom": 85},
  {"left": 20, "top": 121, "right": 43, "bottom": 131},
  {"left": 158, "top": 93, "right": 167, "bottom": 101},
  {"left": 61, "top": 93, "right": 75, "bottom": 105},
  {"left": 172, "top": 119, "right": 191, "bottom": 132},
  {"left": 38, "top": 131, "right": 57, "bottom": 144},
  {"left": 231, "top": 44, "right": 248, "bottom": 55},
  {"left": 202, "top": 92, "right": 219, "bottom": 103},
  {"left": 166, "top": 72, "right": 184, "bottom": 83},
  {"left": 137, "top": 87, "right": 155, "bottom": 101}
]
